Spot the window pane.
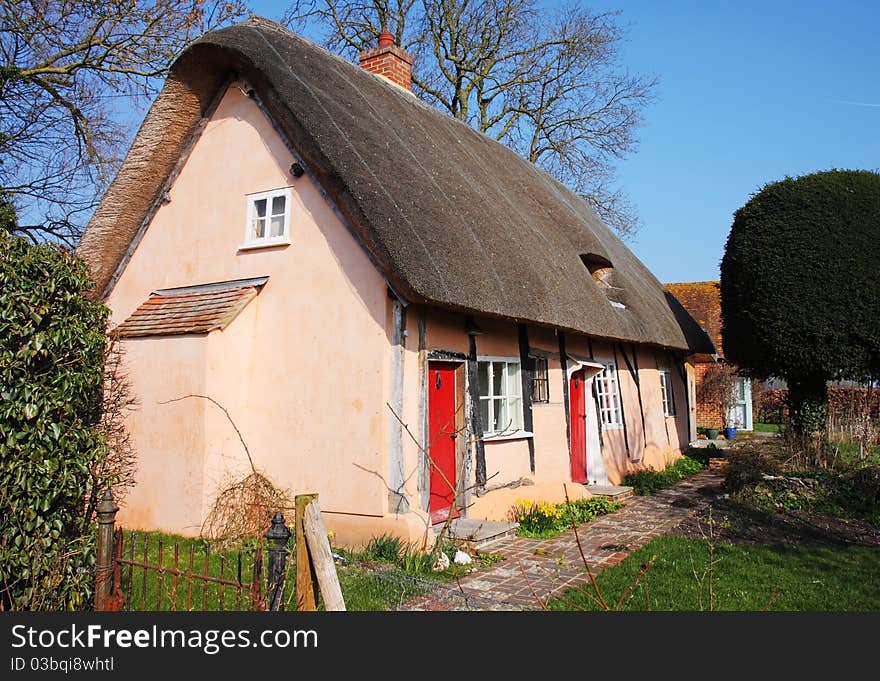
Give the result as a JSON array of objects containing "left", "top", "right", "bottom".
[
  {"left": 508, "top": 397, "right": 523, "bottom": 430},
  {"left": 478, "top": 362, "right": 489, "bottom": 398},
  {"left": 659, "top": 372, "right": 668, "bottom": 410},
  {"left": 506, "top": 362, "right": 521, "bottom": 398},
  {"left": 271, "top": 195, "right": 286, "bottom": 216},
  {"left": 532, "top": 377, "right": 547, "bottom": 403},
  {"left": 531, "top": 357, "right": 549, "bottom": 403},
  {"left": 597, "top": 363, "right": 621, "bottom": 426},
  {"left": 492, "top": 362, "right": 505, "bottom": 397},
  {"left": 269, "top": 215, "right": 285, "bottom": 237},
  {"left": 253, "top": 198, "right": 267, "bottom": 218},
  {"left": 252, "top": 218, "right": 266, "bottom": 239},
  {"left": 495, "top": 397, "right": 507, "bottom": 432},
  {"left": 480, "top": 398, "right": 490, "bottom": 433}
]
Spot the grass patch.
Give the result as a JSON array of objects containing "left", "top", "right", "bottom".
[
  {"left": 334, "top": 534, "right": 501, "bottom": 610},
  {"left": 548, "top": 535, "right": 880, "bottom": 611},
  {"left": 829, "top": 439, "right": 880, "bottom": 462},
  {"left": 754, "top": 422, "right": 784, "bottom": 433},
  {"left": 512, "top": 497, "right": 622, "bottom": 539},
  {"left": 118, "top": 531, "right": 264, "bottom": 611},
  {"left": 622, "top": 454, "right": 706, "bottom": 496}
]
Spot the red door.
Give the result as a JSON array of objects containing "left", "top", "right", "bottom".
[
  {"left": 428, "top": 362, "right": 460, "bottom": 524},
  {"left": 569, "top": 370, "right": 588, "bottom": 484}
]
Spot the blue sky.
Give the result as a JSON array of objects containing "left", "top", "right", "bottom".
[{"left": 247, "top": 1, "right": 879, "bottom": 283}]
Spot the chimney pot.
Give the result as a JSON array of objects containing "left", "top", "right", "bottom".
[{"left": 378, "top": 32, "right": 395, "bottom": 48}]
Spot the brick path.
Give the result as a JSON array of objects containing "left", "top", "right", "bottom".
[{"left": 400, "top": 466, "right": 726, "bottom": 610}]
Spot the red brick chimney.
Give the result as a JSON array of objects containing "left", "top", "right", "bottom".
[{"left": 358, "top": 32, "right": 413, "bottom": 92}]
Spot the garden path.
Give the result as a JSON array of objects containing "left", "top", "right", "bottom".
[{"left": 400, "top": 466, "right": 726, "bottom": 610}]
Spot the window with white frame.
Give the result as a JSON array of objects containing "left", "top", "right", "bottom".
[
  {"left": 477, "top": 359, "right": 523, "bottom": 436},
  {"left": 244, "top": 188, "right": 292, "bottom": 247},
  {"left": 595, "top": 361, "right": 622, "bottom": 428},
  {"left": 659, "top": 369, "right": 676, "bottom": 417}
]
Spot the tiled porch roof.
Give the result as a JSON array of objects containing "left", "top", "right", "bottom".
[{"left": 115, "top": 277, "right": 267, "bottom": 338}]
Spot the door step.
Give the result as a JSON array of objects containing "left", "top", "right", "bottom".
[
  {"left": 433, "top": 518, "right": 519, "bottom": 550},
  {"left": 585, "top": 484, "right": 634, "bottom": 502}
]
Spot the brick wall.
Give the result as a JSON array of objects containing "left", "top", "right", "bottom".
[{"left": 694, "top": 361, "right": 724, "bottom": 428}]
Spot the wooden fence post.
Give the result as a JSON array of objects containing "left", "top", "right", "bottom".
[
  {"left": 295, "top": 494, "right": 318, "bottom": 611},
  {"left": 302, "top": 498, "right": 346, "bottom": 611},
  {"left": 264, "top": 512, "right": 291, "bottom": 611},
  {"left": 94, "top": 489, "right": 119, "bottom": 612}
]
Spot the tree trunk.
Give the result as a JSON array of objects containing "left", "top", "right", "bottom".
[{"left": 786, "top": 373, "right": 829, "bottom": 441}]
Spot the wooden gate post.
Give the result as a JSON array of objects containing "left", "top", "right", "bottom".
[
  {"left": 295, "top": 494, "right": 318, "bottom": 611},
  {"left": 94, "top": 489, "right": 119, "bottom": 611},
  {"left": 265, "top": 512, "right": 291, "bottom": 611},
  {"left": 302, "top": 498, "right": 346, "bottom": 611}
]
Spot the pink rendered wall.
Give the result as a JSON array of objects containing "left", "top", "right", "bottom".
[
  {"left": 424, "top": 308, "right": 470, "bottom": 355},
  {"left": 420, "top": 310, "right": 694, "bottom": 496},
  {"left": 118, "top": 336, "right": 208, "bottom": 532},
  {"left": 525, "top": 326, "right": 572, "bottom": 483},
  {"left": 589, "top": 341, "right": 690, "bottom": 483},
  {"left": 108, "top": 85, "right": 393, "bottom": 534}
]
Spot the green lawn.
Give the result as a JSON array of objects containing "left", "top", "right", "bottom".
[
  {"left": 548, "top": 535, "right": 880, "bottom": 611},
  {"left": 754, "top": 422, "right": 784, "bottom": 433}
]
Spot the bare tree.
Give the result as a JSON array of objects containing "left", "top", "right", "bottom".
[
  {"left": 0, "top": 0, "right": 249, "bottom": 245},
  {"left": 284, "top": 0, "right": 654, "bottom": 238}
]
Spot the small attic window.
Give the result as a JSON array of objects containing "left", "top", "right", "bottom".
[
  {"left": 580, "top": 253, "right": 626, "bottom": 309},
  {"left": 242, "top": 188, "right": 292, "bottom": 249},
  {"left": 579, "top": 253, "right": 614, "bottom": 287}
]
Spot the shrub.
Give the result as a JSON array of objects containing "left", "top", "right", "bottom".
[
  {"left": 623, "top": 455, "right": 706, "bottom": 495},
  {"left": 684, "top": 446, "right": 714, "bottom": 467},
  {"left": 0, "top": 231, "right": 110, "bottom": 610},
  {"left": 721, "top": 447, "right": 780, "bottom": 493}
]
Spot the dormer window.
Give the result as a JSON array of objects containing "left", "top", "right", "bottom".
[
  {"left": 580, "top": 253, "right": 614, "bottom": 287},
  {"left": 580, "top": 253, "right": 626, "bottom": 308},
  {"left": 242, "top": 188, "right": 292, "bottom": 249}
]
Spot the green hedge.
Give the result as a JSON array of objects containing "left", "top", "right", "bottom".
[{"left": 0, "top": 230, "right": 109, "bottom": 610}]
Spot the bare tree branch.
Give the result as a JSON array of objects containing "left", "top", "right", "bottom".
[
  {"left": 0, "top": 0, "right": 249, "bottom": 245},
  {"left": 284, "top": 0, "right": 655, "bottom": 238}
]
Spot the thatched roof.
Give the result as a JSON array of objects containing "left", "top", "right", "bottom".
[{"left": 78, "top": 17, "right": 712, "bottom": 353}]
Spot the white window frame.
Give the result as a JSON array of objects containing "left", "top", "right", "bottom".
[
  {"left": 241, "top": 187, "right": 293, "bottom": 249},
  {"left": 659, "top": 369, "right": 676, "bottom": 417},
  {"left": 595, "top": 360, "right": 623, "bottom": 429},
  {"left": 477, "top": 356, "right": 526, "bottom": 439}
]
